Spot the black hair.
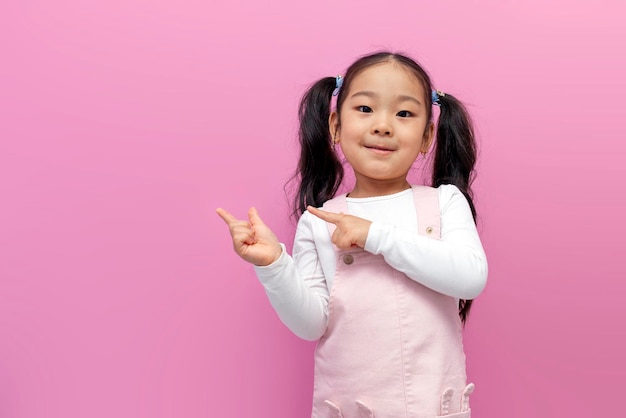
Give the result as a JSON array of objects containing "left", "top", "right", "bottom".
[
  {"left": 294, "top": 77, "right": 344, "bottom": 218},
  {"left": 292, "top": 51, "right": 478, "bottom": 324}
]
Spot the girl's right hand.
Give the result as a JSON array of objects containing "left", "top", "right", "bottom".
[{"left": 215, "top": 207, "right": 283, "bottom": 267}]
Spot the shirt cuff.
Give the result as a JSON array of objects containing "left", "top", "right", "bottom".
[
  {"left": 364, "top": 221, "right": 386, "bottom": 255},
  {"left": 253, "top": 243, "right": 288, "bottom": 284}
]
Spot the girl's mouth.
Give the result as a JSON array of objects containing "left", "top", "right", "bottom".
[{"left": 365, "top": 145, "right": 394, "bottom": 154}]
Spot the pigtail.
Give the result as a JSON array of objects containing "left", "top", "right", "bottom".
[
  {"left": 293, "top": 77, "right": 344, "bottom": 217},
  {"left": 432, "top": 93, "right": 477, "bottom": 324},
  {"left": 432, "top": 93, "right": 477, "bottom": 221}
]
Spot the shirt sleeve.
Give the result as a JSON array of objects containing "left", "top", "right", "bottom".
[
  {"left": 363, "top": 184, "right": 488, "bottom": 300},
  {"left": 253, "top": 212, "right": 329, "bottom": 341}
]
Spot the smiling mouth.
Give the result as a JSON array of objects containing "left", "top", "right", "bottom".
[{"left": 365, "top": 145, "right": 395, "bottom": 152}]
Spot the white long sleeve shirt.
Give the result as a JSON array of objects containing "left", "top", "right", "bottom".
[{"left": 254, "top": 184, "right": 488, "bottom": 341}]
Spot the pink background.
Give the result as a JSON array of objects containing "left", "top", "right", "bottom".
[{"left": 1, "top": 1, "right": 625, "bottom": 417}]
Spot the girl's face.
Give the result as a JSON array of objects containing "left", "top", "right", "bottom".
[{"left": 330, "top": 62, "right": 434, "bottom": 197}]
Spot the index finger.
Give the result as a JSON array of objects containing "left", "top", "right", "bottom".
[
  {"left": 216, "top": 208, "right": 239, "bottom": 226},
  {"left": 307, "top": 206, "right": 342, "bottom": 225}
]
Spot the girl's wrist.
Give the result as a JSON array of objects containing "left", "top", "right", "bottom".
[{"left": 254, "top": 244, "right": 284, "bottom": 267}]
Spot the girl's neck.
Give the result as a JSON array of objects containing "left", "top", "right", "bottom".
[{"left": 347, "top": 178, "right": 412, "bottom": 199}]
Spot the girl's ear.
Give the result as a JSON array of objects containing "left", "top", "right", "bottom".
[
  {"left": 329, "top": 111, "right": 340, "bottom": 143},
  {"left": 421, "top": 121, "right": 435, "bottom": 153}
]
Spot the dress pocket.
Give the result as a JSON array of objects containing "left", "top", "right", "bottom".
[
  {"left": 436, "top": 410, "right": 471, "bottom": 418},
  {"left": 323, "top": 400, "right": 344, "bottom": 418},
  {"left": 437, "top": 383, "right": 474, "bottom": 418},
  {"left": 355, "top": 400, "right": 375, "bottom": 418},
  {"left": 322, "top": 400, "right": 375, "bottom": 418}
]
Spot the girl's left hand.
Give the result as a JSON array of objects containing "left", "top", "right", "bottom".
[{"left": 307, "top": 206, "right": 372, "bottom": 250}]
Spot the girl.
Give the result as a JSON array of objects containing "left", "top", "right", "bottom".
[{"left": 217, "top": 51, "right": 487, "bottom": 418}]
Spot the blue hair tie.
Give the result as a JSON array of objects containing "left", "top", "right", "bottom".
[
  {"left": 332, "top": 75, "right": 343, "bottom": 96},
  {"left": 432, "top": 89, "right": 445, "bottom": 106}
]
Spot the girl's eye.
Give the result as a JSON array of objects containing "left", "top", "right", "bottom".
[
  {"left": 397, "top": 110, "right": 412, "bottom": 118},
  {"left": 357, "top": 106, "right": 373, "bottom": 113}
]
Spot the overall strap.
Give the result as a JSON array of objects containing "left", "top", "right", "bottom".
[{"left": 412, "top": 185, "right": 441, "bottom": 240}]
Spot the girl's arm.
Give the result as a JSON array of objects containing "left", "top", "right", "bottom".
[
  {"left": 364, "top": 184, "right": 487, "bottom": 300},
  {"left": 252, "top": 214, "right": 329, "bottom": 341}
]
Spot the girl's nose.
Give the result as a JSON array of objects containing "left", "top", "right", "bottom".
[{"left": 372, "top": 115, "right": 393, "bottom": 136}]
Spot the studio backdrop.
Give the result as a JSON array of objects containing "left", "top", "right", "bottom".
[{"left": 1, "top": 1, "right": 624, "bottom": 417}]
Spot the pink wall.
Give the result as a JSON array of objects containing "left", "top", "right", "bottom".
[{"left": 1, "top": 1, "right": 624, "bottom": 417}]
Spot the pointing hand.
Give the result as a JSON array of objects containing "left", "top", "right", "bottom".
[
  {"left": 216, "top": 207, "right": 282, "bottom": 266},
  {"left": 307, "top": 206, "right": 372, "bottom": 250}
]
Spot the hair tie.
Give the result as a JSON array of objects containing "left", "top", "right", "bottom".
[
  {"left": 332, "top": 75, "right": 343, "bottom": 96},
  {"left": 432, "top": 89, "right": 445, "bottom": 106}
]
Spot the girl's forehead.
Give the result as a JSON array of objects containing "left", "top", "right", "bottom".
[{"left": 348, "top": 62, "right": 425, "bottom": 97}]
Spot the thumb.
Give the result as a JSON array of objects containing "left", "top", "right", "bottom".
[{"left": 248, "top": 207, "right": 265, "bottom": 226}]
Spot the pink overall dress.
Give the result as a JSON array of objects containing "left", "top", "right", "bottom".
[{"left": 312, "top": 186, "right": 474, "bottom": 418}]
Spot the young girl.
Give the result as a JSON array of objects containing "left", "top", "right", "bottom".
[{"left": 217, "top": 51, "right": 487, "bottom": 418}]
